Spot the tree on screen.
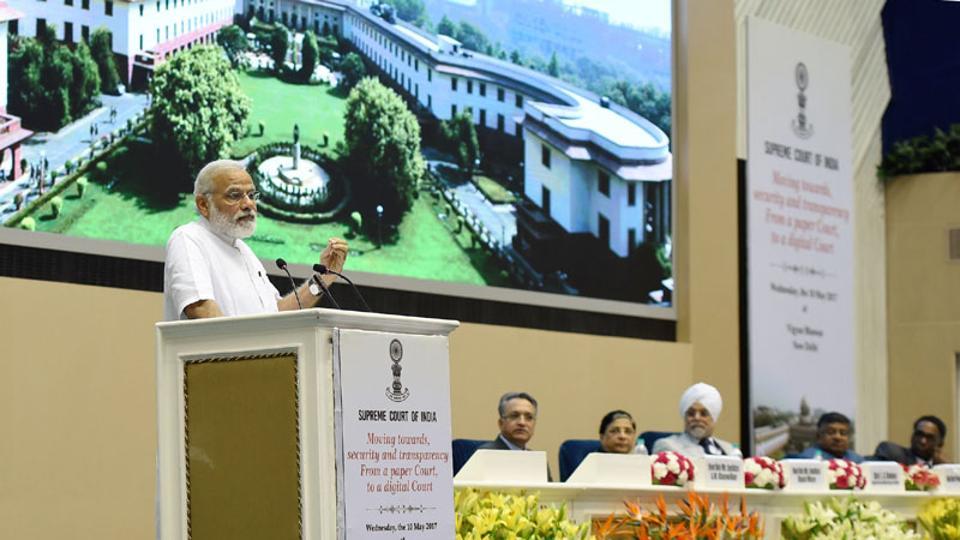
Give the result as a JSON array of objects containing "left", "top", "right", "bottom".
[
  {"left": 381, "top": 0, "right": 428, "bottom": 27},
  {"left": 90, "top": 28, "right": 121, "bottom": 95},
  {"left": 150, "top": 46, "right": 251, "bottom": 181},
  {"left": 442, "top": 112, "right": 479, "bottom": 176},
  {"left": 341, "top": 78, "right": 425, "bottom": 231},
  {"left": 269, "top": 25, "right": 288, "bottom": 72},
  {"left": 216, "top": 25, "right": 249, "bottom": 68},
  {"left": 70, "top": 42, "right": 101, "bottom": 119},
  {"left": 339, "top": 52, "right": 366, "bottom": 89},
  {"left": 299, "top": 31, "right": 319, "bottom": 82},
  {"left": 437, "top": 15, "right": 456, "bottom": 38}
]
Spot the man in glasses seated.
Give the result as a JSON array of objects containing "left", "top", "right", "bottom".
[
  {"left": 653, "top": 382, "right": 742, "bottom": 458},
  {"left": 164, "top": 160, "right": 348, "bottom": 320},
  {"left": 872, "top": 415, "right": 946, "bottom": 466},
  {"left": 478, "top": 391, "right": 553, "bottom": 480},
  {"left": 795, "top": 412, "right": 864, "bottom": 462}
]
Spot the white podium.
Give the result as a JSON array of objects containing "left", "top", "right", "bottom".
[{"left": 156, "top": 309, "right": 458, "bottom": 540}]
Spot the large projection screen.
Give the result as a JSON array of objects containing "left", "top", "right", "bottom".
[{"left": 0, "top": 0, "right": 674, "bottom": 318}]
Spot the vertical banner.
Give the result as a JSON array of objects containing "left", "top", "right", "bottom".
[
  {"left": 335, "top": 329, "right": 454, "bottom": 539},
  {"left": 746, "top": 17, "right": 854, "bottom": 456}
]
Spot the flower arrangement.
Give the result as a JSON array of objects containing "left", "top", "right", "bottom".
[
  {"left": 454, "top": 488, "right": 591, "bottom": 540},
  {"left": 825, "top": 458, "right": 865, "bottom": 490},
  {"left": 919, "top": 498, "right": 960, "bottom": 540},
  {"left": 743, "top": 456, "right": 785, "bottom": 490},
  {"left": 651, "top": 451, "right": 695, "bottom": 487},
  {"left": 782, "top": 497, "right": 921, "bottom": 540},
  {"left": 904, "top": 463, "right": 940, "bottom": 491},
  {"left": 595, "top": 491, "right": 763, "bottom": 539}
]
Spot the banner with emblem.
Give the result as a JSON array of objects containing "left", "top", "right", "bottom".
[
  {"left": 334, "top": 329, "right": 454, "bottom": 539},
  {"left": 746, "top": 17, "right": 855, "bottom": 456}
]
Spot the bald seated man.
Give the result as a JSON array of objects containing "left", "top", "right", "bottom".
[
  {"left": 652, "top": 382, "right": 742, "bottom": 457},
  {"left": 163, "top": 160, "right": 348, "bottom": 320}
]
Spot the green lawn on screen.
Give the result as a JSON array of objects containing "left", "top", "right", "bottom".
[
  {"left": 28, "top": 70, "right": 509, "bottom": 286},
  {"left": 230, "top": 71, "right": 348, "bottom": 158}
]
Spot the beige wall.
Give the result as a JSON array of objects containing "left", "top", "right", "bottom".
[
  {"left": 886, "top": 173, "right": 960, "bottom": 461},
  {"left": 0, "top": 1, "right": 741, "bottom": 537}
]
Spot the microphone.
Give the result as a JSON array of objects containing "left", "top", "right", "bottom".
[
  {"left": 275, "top": 258, "right": 302, "bottom": 309},
  {"left": 311, "top": 272, "right": 341, "bottom": 309},
  {"left": 314, "top": 263, "right": 372, "bottom": 312}
]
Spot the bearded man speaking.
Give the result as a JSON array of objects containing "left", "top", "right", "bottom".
[{"left": 163, "top": 160, "right": 348, "bottom": 320}]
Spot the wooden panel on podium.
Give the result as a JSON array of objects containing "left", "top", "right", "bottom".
[{"left": 184, "top": 354, "right": 300, "bottom": 540}]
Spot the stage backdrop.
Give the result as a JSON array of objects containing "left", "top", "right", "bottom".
[{"left": 746, "top": 17, "right": 854, "bottom": 457}]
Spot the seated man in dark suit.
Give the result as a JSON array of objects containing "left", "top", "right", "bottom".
[
  {"left": 872, "top": 415, "right": 946, "bottom": 466},
  {"left": 479, "top": 391, "right": 539, "bottom": 451},
  {"left": 796, "top": 412, "right": 864, "bottom": 462},
  {"left": 478, "top": 391, "right": 552, "bottom": 480}
]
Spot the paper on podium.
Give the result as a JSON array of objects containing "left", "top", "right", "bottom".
[
  {"left": 934, "top": 464, "right": 960, "bottom": 494},
  {"left": 780, "top": 459, "right": 828, "bottom": 492},
  {"left": 861, "top": 461, "right": 905, "bottom": 493},
  {"left": 454, "top": 449, "right": 548, "bottom": 483},
  {"left": 693, "top": 455, "right": 743, "bottom": 490},
  {"left": 566, "top": 453, "right": 652, "bottom": 486}
]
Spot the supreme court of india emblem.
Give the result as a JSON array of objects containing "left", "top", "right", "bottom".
[
  {"left": 792, "top": 61, "right": 815, "bottom": 139},
  {"left": 385, "top": 338, "right": 410, "bottom": 402}
]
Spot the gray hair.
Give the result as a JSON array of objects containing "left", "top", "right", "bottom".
[
  {"left": 497, "top": 391, "right": 538, "bottom": 418},
  {"left": 194, "top": 159, "right": 247, "bottom": 197}
]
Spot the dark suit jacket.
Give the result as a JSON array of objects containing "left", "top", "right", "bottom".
[
  {"left": 478, "top": 436, "right": 511, "bottom": 451},
  {"left": 872, "top": 441, "right": 934, "bottom": 466},
  {"left": 478, "top": 435, "right": 552, "bottom": 481}
]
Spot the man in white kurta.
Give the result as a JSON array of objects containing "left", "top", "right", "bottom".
[{"left": 163, "top": 160, "right": 347, "bottom": 321}]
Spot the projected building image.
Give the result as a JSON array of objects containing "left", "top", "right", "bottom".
[{"left": 3, "top": 0, "right": 672, "bottom": 308}]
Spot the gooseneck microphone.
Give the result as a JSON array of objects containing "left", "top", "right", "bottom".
[
  {"left": 311, "top": 273, "right": 341, "bottom": 309},
  {"left": 314, "top": 263, "right": 372, "bottom": 312},
  {"left": 275, "top": 258, "right": 302, "bottom": 309}
]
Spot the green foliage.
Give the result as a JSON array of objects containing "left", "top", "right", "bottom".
[
  {"left": 77, "top": 176, "right": 89, "bottom": 197},
  {"left": 70, "top": 42, "right": 101, "bottom": 118},
  {"left": 547, "top": 52, "right": 560, "bottom": 77},
  {"left": 90, "top": 28, "right": 121, "bottom": 94},
  {"left": 455, "top": 21, "right": 488, "bottom": 53},
  {"left": 878, "top": 124, "right": 960, "bottom": 178},
  {"left": 454, "top": 489, "right": 590, "bottom": 540},
  {"left": 339, "top": 52, "right": 366, "bottom": 89},
  {"left": 269, "top": 25, "right": 288, "bottom": 71},
  {"left": 49, "top": 196, "right": 64, "bottom": 218},
  {"left": 299, "top": 31, "right": 319, "bottom": 82},
  {"left": 341, "top": 77, "right": 425, "bottom": 228},
  {"left": 437, "top": 15, "right": 456, "bottom": 37},
  {"left": 316, "top": 33, "right": 338, "bottom": 65},
  {"left": 19, "top": 216, "right": 36, "bottom": 231},
  {"left": 381, "top": 0, "right": 428, "bottom": 27},
  {"left": 150, "top": 46, "right": 251, "bottom": 181},
  {"left": 216, "top": 25, "right": 249, "bottom": 68},
  {"left": 510, "top": 50, "right": 522, "bottom": 64},
  {"left": 603, "top": 79, "right": 671, "bottom": 138},
  {"left": 8, "top": 34, "right": 100, "bottom": 131},
  {"left": 441, "top": 112, "right": 479, "bottom": 175},
  {"left": 39, "top": 45, "right": 73, "bottom": 130}
]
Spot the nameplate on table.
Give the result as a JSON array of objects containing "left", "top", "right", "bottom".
[
  {"left": 861, "top": 461, "right": 904, "bottom": 493},
  {"left": 934, "top": 464, "right": 960, "bottom": 494},
  {"left": 694, "top": 455, "right": 743, "bottom": 489},
  {"left": 566, "top": 453, "right": 651, "bottom": 486},
  {"left": 781, "top": 459, "right": 828, "bottom": 492},
  {"left": 454, "top": 449, "right": 549, "bottom": 484}
]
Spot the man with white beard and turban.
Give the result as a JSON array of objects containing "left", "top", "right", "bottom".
[
  {"left": 652, "top": 382, "right": 742, "bottom": 457},
  {"left": 163, "top": 160, "right": 348, "bottom": 321}
]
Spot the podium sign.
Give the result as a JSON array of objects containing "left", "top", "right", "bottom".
[{"left": 335, "top": 329, "right": 454, "bottom": 539}]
